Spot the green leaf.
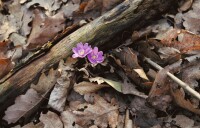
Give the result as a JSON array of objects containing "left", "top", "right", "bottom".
[{"left": 89, "top": 77, "right": 122, "bottom": 92}]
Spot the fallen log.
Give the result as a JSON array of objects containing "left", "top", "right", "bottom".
[{"left": 0, "top": 0, "right": 177, "bottom": 112}]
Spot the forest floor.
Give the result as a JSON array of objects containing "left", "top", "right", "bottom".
[{"left": 0, "top": 0, "right": 200, "bottom": 128}]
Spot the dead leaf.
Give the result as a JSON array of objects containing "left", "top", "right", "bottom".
[
  {"left": 89, "top": 77, "right": 122, "bottom": 92},
  {"left": 26, "top": 0, "right": 63, "bottom": 16},
  {"left": 130, "top": 97, "right": 159, "bottom": 128},
  {"left": 31, "top": 68, "right": 57, "bottom": 94},
  {"left": 26, "top": 9, "right": 65, "bottom": 50},
  {"left": 171, "top": 88, "right": 200, "bottom": 115},
  {"left": 22, "top": 122, "right": 44, "bottom": 128},
  {"left": 0, "top": 58, "right": 14, "bottom": 79},
  {"left": 0, "top": 0, "right": 23, "bottom": 41},
  {"left": 179, "top": 0, "right": 193, "bottom": 11},
  {"left": 168, "top": 115, "right": 195, "bottom": 128},
  {"left": 84, "top": 0, "right": 123, "bottom": 13},
  {"left": 59, "top": 1, "right": 79, "bottom": 17},
  {"left": 183, "top": 0, "right": 200, "bottom": 34},
  {"left": 3, "top": 69, "right": 57, "bottom": 124},
  {"left": 0, "top": 41, "right": 8, "bottom": 58},
  {"left": 48, "top": 59, "right": 76, "bottom": 112},
  {"left": 62, "top": 95, "right": 119, "bottom": 128},
  {"left": 74, "top": 81, "right": 110, "bottom": 95},
  {"left": 148, "top": 69, "right": 172, "bottom": 111},
  {"left": 20, "top": 8, "right": 34, "bottom": 36},
  {"left": 40, "top": 111, "right": 63, "bottom": 128},
  {"left": 3, "top": 89, "right": 42, "bottom": 124},
  {"left": 48, "top": 77, "right": 71, "bottom": 112},
  {"left": 154, "top": 28, "right": 200, "bottom": 53},
  {"left": 112, "top": 47, "right": 149, "bottom": 86},
  {"left": 181, "top": 63, "right": 200, "bottom": 88}
]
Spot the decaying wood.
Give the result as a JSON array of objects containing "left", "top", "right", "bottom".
[{"left": 0, "top": 0, "right": 177, "bottom": 112}]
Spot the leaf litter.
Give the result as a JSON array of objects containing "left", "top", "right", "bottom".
[{"left": 1, "top": 0, "right": 200, "bottom": 128}]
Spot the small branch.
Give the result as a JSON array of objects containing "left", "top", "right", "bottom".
[{"left": 145, "top": 57, "right": 200, "bottom": 100}]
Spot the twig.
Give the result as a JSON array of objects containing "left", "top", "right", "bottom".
[{"left": 144, "top": 57, "right": 200, "bottom": 100}]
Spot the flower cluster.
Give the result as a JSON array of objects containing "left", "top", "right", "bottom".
[{"left": 72, "top": 42, "right": 104, "bottom": 64}]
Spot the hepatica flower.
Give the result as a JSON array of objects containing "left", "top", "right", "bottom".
[
  {"left": 87, "top": 47, "right": 104, "bottom": 64},
  {"left": 72, "top": 42, "right": 92, "bottom": 58}
]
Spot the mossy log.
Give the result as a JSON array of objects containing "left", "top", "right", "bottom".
[{"left": 0, "top": 0, "right": 177, "bottom": 112}]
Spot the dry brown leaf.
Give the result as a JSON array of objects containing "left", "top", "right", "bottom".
[
  {"left": 179, "top": 0, "right": 193, "bottom": 11},
  {"left": 3, "top": 69, "right": 57, "bottom": 124},
  {"left": 22, "top": 122, "right": 44, "bottom": 128},
  {"left": 181, "top": 63, "right": 200, "bottom": 88},
  {"left": 3, "top": 89, "right": 42, "bottom": 124},
  {"left": 0, "top": 41, "right": 8, "bottom": 58},
  {"left": 40, "top": 111, "right": 63, "bottom": 128},
  {"left": 130, "top": 97, "right": 158, "bottom": 127},
  {"left": 0, "top": 0, "right": 23, "bottom": 41},
  {"left": 61, "top": 110, "right": 82, "bottom": 128},
  {"left": 112, "top": 47, "right": 149, "bottom": 86},
  {"left": 0, "top": 58, "right": 14, "bottom": 80},
  {"left": 48, "top": 59, "right": 76, "bottom": 112},
  {"left": 48, "top": 78, "right": 71, "bottom": 112},
  {"left": 31, "top": 68, "right": 57, "bottom": 94},
  {"left": 26, "top": 9, "right": 65, "bottom": 50},
  {"left": 62, "top": 95, "right": 119, "bottom": 128},
  {"left": 167, "top": 115, "right": 195, "bottom": 128},
  {"left": 171, "top": 88, "right": 200, "bottom": 115},
  {"left": 84, "top": 0, "right": 123, "bottom": 13},
  {"left": 20, "top": 8, "right": 34, "bottom": 36},
  {"left": 74, "top": 81, "right": 109, "bottom": 95},
  {"left": 26, "top": 0, "right": 63, "bottom": 16},
  {"left": 59, "top": 1, "right": 79, "bottom": 17},
  {"left": 148, "top": 69, "right": 172, "bottom": 111},
  {"left": 183, "top": 0, "right": 200, "bottom": 34},
  {"left": 155, "top": 28, "right": 200, "bottom": 53}
]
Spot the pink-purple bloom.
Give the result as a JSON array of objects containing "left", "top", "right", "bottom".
[
  {"left": 87, "top": 47, "right": 104, "bottom": 64},
  {"left": 72, "top": 43, "right": 92, "bottom": 58}
]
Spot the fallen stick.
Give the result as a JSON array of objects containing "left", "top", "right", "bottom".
[
  {"left": 0, "top": 0, "right": 176, "bottom": 112},
  {"left": 145, "top": 56, "right": 200, "bottom": 100}
]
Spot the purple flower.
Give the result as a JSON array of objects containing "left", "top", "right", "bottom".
[
  {"left": 72, "top": 42, "right": 92, "bottom": 58},
  {"left": 87, "top": 47, "right": 104, "bottom": 64}
]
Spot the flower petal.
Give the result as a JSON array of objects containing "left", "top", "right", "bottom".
[{"left": 72, "top": 53, "right": 79, "bottom": 58}]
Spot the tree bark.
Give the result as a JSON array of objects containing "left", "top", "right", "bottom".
[{"left": 0, "top": 0, "right": 177, "bottom": 112}]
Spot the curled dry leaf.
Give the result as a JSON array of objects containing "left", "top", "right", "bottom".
[
  {"left": 89, "top": 77, "right": 122, "bottom": 92},
  {"left": 179, "top": 0, "right": 193, "bottom": 11},
  {"left": 170, "top": 88, "right": 200, "bottom": 115},
  {"left": 74, "top": 81, "right": 110, "bottom": 95},
  {"left": 26, "top": 9, "right": 65, "bottom": 50},
  {"left": 112, "top": 47, "right": 149, "bottom": 86},
  {"left": 48, "top": 78, "right": 71, "bottom": 112},
  {"left": 61, "top": 94, "right": 119, "bottom": 128},
  {"left": 40, "top": 111, "right": 63, "bottom": 128},
  {"left": 48, "top": 59, "right": 76, "bottom": 112}
]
